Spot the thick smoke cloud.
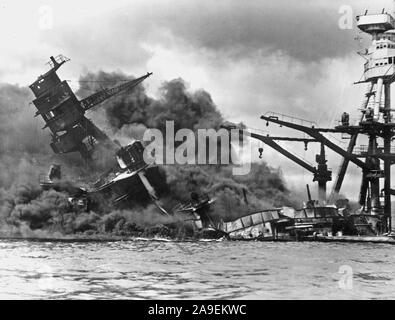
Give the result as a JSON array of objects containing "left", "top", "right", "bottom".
[
  {"left": 0, "top": 84, "right": 50, "bottom": 188},
  {"left": 77, "top": 72, "right": 224, "bottom": 133},
  {"left": 78, "top": 71, "right": 299, "bottom": 220},
  {"left": 0, "top": 71, "right": 299, "bottom": 239},
  {"left": 0, "top": 0, "right": 384, "bottom": 233}
]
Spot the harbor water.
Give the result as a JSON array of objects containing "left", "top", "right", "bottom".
[{"left": 0, "top": 239, "right": 394, "bottom": 299}]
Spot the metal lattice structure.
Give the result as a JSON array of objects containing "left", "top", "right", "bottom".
[
  {"left": 223, "top": 9, "right": 395, "bottom": 233},
  {"left": 29, "top": 55, "right": 152, "bottom": 161}
]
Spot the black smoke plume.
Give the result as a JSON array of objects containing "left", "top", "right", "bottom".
[{"left": 0, "top": 72, "right": 299, "bottom": 238}]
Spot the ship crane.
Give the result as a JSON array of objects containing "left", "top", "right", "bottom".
[
  {"left": 259, "top": 112, "right": 395, "bottom": 218},
  {"left": 79, "top": 72, "right": 152, "bottom": 111},
  {"left": 29, "top": 55, "right": 152, "bottom": 161},
  {"left": 30, "top": 55, "right": 173, "bottom": 213},
  {"left": 255, "top": 8, "right": 395, "bottom": 233},
  {"left": 220, "top": 124, "right": 332, "bottom": 203}
]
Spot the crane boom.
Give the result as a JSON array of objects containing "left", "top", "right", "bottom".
[
  {"left": 80, "top": 72, "right": 153, "bottom": 111},
  {"left": 260, "top": 115, "right": 369, "bottom": 170},
  {"left": 221, "top": 123, "right": 331, "bottom": 202},
  {"left": 250, "top": 132, "right": 317, "bottom": 173},
  {"left": 221, "top": 125, "right": 317, "bottom": 173},
  {"left": 29, "top": 55, "right": 154, "bottom": 162}
]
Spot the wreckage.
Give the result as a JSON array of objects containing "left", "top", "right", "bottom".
[
  {"left": 30, "top": 55, "right": 152, "bottom": 162},
  {"left": 216, "top": 7, "right": 395, "bottom": 242},
  {"left": 30, "top": 55, "right": 168, "bottom": 208},
  {"left": 29, "top": 6, "right": 395, "bottom": 245},
  {"left": 30, "top": 55, "right": 214, "bottom": 231}
]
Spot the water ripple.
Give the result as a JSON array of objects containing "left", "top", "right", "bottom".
[{"left": 0, "top": 239, "right": 395, "bottom": 299}]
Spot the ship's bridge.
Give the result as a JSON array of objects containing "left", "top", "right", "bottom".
[
  {"left": 357, "top": 13, "right": 394, "bottom": 34},
  {"left": 364, "top": 28, "right": 395, "bottom": 81}
]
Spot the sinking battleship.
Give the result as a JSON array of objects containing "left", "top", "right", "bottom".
[
  {"left": 30, "top": 55, "right": 212, "bottom": 228},
  {"left": 28, "top": 5, "right": 395, "bottom": 243}
]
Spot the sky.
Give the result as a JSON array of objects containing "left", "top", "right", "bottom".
[{"left": 0, "top": 0, "right": 394, "bottom": 200}]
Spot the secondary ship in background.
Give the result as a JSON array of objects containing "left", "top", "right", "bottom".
[{"left": 212, "top": 6, "right": 395, "bottom": 242}]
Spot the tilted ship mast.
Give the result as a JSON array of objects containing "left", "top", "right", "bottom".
[
  {"left": 29, "top": 55, "right": 152, "bottom": 162},
  {"left": 28, "top": 55, "right": 217, "bottom": 222},
  {"left": 29, "top": 55, "right": 169, "bottom": 209}
]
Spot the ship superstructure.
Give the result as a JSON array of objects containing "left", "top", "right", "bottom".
[
  {"left": 30, "top": 55, "right": 171, "bottom": 211},
  {"left": 222, "top": 7, "right": 395, "bottom": 235},
  {"left": 30, "top": 55, "right": 215, "bottom": 222},
  {"left": 30, "top": 55, "right": 152, "bottom": 162}
]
